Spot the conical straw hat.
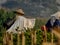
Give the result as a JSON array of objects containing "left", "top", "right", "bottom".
[
  {"left": 51, "top": 11, "right": 60, "bottom": 19},
  {"left": 14, "top": 9, "right": 24, "bottom": 15}
]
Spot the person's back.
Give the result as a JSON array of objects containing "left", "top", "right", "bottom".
[
  {"left": 45, "top": 16, "right": 56, "bottom": 31},
  {"left": 53, "top": 19, "right": 60, "bottom": 27},
  {"left": 45, "top": 19, "right": 52, "bottom": 29}
]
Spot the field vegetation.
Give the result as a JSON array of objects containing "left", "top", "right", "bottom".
[{"left": 0, "top": 9, "right": 57, "bottom": 45}]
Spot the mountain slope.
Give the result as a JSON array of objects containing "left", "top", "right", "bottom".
[{"left": 1, "top": 0, "right": 59, "bottom": 18}]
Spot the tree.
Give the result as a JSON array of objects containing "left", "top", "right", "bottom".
[{"left": 0, "top": 9, "right": 15, "bottom": 31}]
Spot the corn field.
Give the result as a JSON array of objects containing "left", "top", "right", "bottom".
[{"left": 1, "top": 28, "right": 60, "bottom": 45}]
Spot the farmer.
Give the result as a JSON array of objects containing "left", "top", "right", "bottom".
[
  {"left": 41, "top": 11, "right": 60, "bottom": 31},
  {"left": 3, "top": 9, "right": 24, "bottom": 30},
  {"left": 41, "top": 11, "right": 60, "bottom": 45}
]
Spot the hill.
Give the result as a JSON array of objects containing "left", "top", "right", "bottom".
[{"left": 0, "top": 0, "right": 60, "bottom": 18}]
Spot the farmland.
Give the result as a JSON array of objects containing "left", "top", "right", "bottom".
[{"left": 0, "top": 9, "right": 58, "bottom": 45}]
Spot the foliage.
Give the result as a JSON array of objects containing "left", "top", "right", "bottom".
[
  {"left": 0, "top": 29, "right": 58, "bottom": 45},
  {"left": 0, "top": 9, "right": 58, "bottom": 45},
  {"left": 34, "top": 18, "right": 47, "bottom": 30},
  {"left": 0, "top": 9, "right": 15, "bottom": 31}
]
